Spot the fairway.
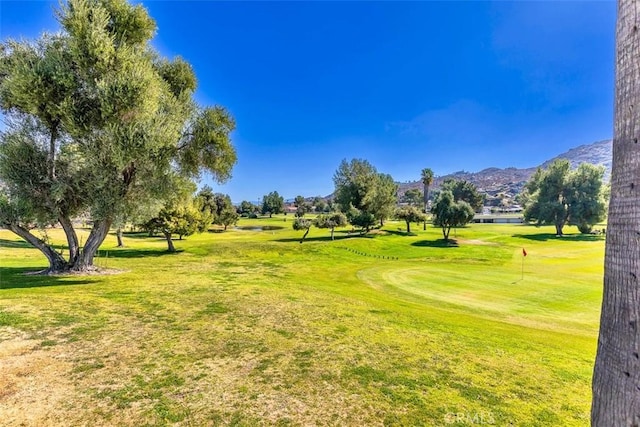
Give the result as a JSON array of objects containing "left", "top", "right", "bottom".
[{"left": 0, "top": 219, "right": 603, "bottom": 426}]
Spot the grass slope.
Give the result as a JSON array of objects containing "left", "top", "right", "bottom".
[{"left": 0, "top": 218, "right": 603, "bottom": 426}]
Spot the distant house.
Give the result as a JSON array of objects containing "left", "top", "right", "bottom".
[
  {"left": 284, "top": 205, "right": 297, "bottom": 214},
  {"left": 473, "top": 214, "right": 523, "bottom": 224}
]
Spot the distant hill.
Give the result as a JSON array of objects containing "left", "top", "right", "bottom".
[{"left": 395, "top": 139, "right": 612, "bottom": 206}]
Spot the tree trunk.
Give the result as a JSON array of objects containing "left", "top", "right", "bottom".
[
  {"left": 6, "top": 223, "right": 68, "bottom": 273},
  {"left": 555, "top": 223, "right": 564, "bottom": 236},
  {"left": 330, "top": 227, "right": 335, "bottom": 240},
  {"left": 48, "top": 124, "right": 58, "bottom": 180},
  {"left": 164, "top": 231, "right": 176, "bottom": 252},
  {"left": 592, "top": 0, "right": 640, "bottom": 423},
  {"left": 116, "top": 227, "right": 124, "bottom": 247},
  {"left": 442, "top": 225, "right": 451, "bottom": 241},
  {"left": 300, "top": 228, "right": 310, "bottom": 243},
  {"left": 58, "top": 215, "right": 79, "bottom": 264},
  {"left": 406, "top": 220, "right": 411, "bottom": 233},
  {"left": 72, "top": 219, "right": 112, "bottom": 271}
]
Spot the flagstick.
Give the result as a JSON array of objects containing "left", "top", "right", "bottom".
[{"left": 521, "top": 255, "right": 524, "bottom": 281}]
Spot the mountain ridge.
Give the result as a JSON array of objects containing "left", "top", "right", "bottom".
[{"left": 396, "top": 139, "right": 612, "bottom": 205}]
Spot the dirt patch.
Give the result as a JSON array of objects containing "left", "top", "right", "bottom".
[
  {"left": 25, "top": 267, "right": 126, "bottom": 277},
  {"left": 0, "top": 330, "right": 79, "bottom": 426},
  {"left": 457, "top": 239, "right": 497, "bottom": 246}
]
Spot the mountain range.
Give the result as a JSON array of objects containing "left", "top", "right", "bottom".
[{"left": 397, "top": 139, "right": 612, "bottom": 206}]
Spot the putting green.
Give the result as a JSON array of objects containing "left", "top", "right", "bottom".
[{"left": 358, "top": 254, "right": 601, "bottom": 337}]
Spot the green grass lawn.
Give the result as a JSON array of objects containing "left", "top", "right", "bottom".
[{"left": 0, "top": 218, "right": 603, "bottom": 426}]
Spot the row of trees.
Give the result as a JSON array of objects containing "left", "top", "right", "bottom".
[
  {"left": 331, "top": 159, "right": 479, "bottom": 239},
  {"left": 136, "top": 185, "right": 240, "bottom": 252},
  {"left": 259, "top": 191, "right": 334, "bottom": 218}
]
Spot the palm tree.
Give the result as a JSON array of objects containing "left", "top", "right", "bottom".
[
  {"left": 592, "top": 0, "right": 640, "bottom": 422},
  {"left": 421, "top": 168, "right": 434, "bottom": 230}
]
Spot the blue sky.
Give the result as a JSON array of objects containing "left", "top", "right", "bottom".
[{"left": 1, "top": 1, "right": 616, "bottom": 202}]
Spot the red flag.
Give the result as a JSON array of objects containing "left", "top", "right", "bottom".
[{"left": 522, "top": 248, "right": 527, "bottom": 257}]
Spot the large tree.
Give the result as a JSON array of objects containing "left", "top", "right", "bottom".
[
  {"left": 196, "top": 188, "right": 238, "bottom": 230},
  {"left": 333, "top": 158, "right": 396, "bottom": 231},
  {"left": 261, "top": 191, "right": 284, "bottom": 217},
  {"left": 440, "top": 178, "right": 484, "bottom": 212},
  {"left": 366, "top": 173, "right": 398, "bottom": 226},
  {"left": 522, "top": 160, "right": 606, "bottom": 236},
  {"left": 238, "top": 200, "right": 259, "bottom": 216},
  {"left": 521, "top": 160, "right": 570, "bottom": 236},
  {"left": 592, "top": 0, "right": 640, "bottom": 422},
  {"left": 0, "top": 0, "right": 236, "bottom": 272},
  {"left": 431, "top": 190, "right": 475, "bottom": 241},
  {"left": 565, "top": 163, "right": 607, "bottom": 234}
]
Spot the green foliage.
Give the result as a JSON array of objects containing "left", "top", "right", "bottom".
[
  {"left": 314, "top": 212, "right": 347, "bottom": 229},
  {"left": 365, "top": 173, "right": 398, "bottom": 225},
  {"left": 314, "top": 212, "right": 347, "bottom": 239},
  {"left": 431, "top": 190, "right": 475, "bottom": 240},
  {"left": 292, "top": 217, "right": 312, "bottom": 243},
  {"left": 175, "top": 106, "right": 237, "bottom": 181},
  {"left": 440, "top": 178, "right": 484, "bottom": 212},
  {"left": 294, "top": 195, "right": 312, "bottom": 218},
  {"left": 522, "top": 160, "right": 605, "bottom": 235},
  {"left": 333, "top": 159, "right": 397, "bottom": 228},
  {"left": 333, "top": 158, "right": 378, "bottom": 213},
  {"left": 347, "top": 208, "right": 377, "bottom": 232},
  {"left": 312, "top": 197, "right": 327, "bottom": 213},
  {"left": 292, "top": 217, "right": 311, "bottom": 231},
  {"left": 395, "top": 206, "right": 426, "bottom": 233},
  {"left": 401, "top": 188, "right": 423, "bottom": 207},
  {"left": 196, "top": 187, "right": 238, "bottom": 230},
  {"left": 262, "top": 191, "right": 284, "bottom": 217},
  {"left": 0, "top": 0, "right": 236, "bottom": 270},
  {"left": 238, "top": 200, "right": 259, "bottom": 216},
  {"left": 565, "top": 164, "right": 607, "bottom": 234}
]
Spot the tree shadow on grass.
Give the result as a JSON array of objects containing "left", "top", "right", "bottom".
[
  {"left": 274, "top": 234, "right": 373, "bottom": 243},
  {"left": 512, "top": 233, "right": 605, "bottom": 242},
  {"left": 0, "top": 267, "right": 94, "bottom": 289},
  {"left": 384, "top": 230, "right": 418, "bottom": 237},
  {"left": 100, "top": 248, "right": 183, "bottom": 259},
  {"left": 120, "top": 232, "right": 158, "bottom": 240},
  {"left": 0, "top": 238, "right": 67, "bottom": 251},
  {"left": 411, "top": 239, "right": 459, "bottom": 248},
  {"left": 0, "top": 238, "right": 32, "bottom": 249}
]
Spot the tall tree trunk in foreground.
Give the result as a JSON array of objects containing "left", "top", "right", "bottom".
[{"left": 592, "top": 0, "right": 640, "bottom": 423}]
